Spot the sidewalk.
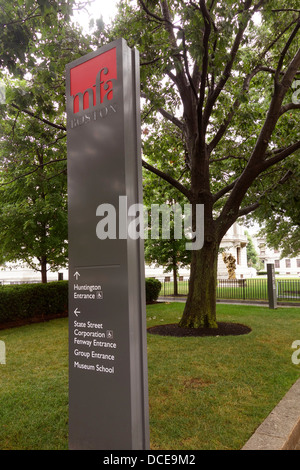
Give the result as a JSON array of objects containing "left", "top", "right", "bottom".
[
  {"left": 158, "top": 296, "right": 300, "bottom": 307},
  {"left": 242, "top": 378, "right": 300, "bottom": 450}
]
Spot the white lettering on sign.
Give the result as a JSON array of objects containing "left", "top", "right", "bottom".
[
  {"left": 74, "top": 329, "right": 106, "bottom": 338},
  {"left": 74, "top": 292, "right": 96, "bottom": 299},
  {"left": 70, "top": 104, "right": 117, "bottom": 128},
  {"left": 74, "top": 284, "right": 102, "bottom": 292},
  {"left": 74, "top": 338, "right": 92, "bottom": 347},
  {"left": 72, "top": 319, "right": 116, "bottom": 374},
  {"left": 91, "top": 351, "right": 115, "bottom": 360},
  {"left": 73, "top": 362, "right": 115, "bottom": 374},
  {"left": 73, "top": 283, "right": 103, "bottom": 301}
]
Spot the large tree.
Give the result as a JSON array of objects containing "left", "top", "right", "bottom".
[
  {"left": 107, "top": 0, "right": 300, "bottom": 328},
  {"left": 0, "top": 0, "right": 94, "bottom": 281},
  {"left": 0, "top": 94, "right": 68, "bottom": 283}
]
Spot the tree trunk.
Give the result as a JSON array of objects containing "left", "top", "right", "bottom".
[
  {"left": 41, "top": 256, "right": 47, "bottom": 283},
  {"left": 173, "top": 264, "right": 178, "bottom": 296},
  {"left": 179, "top": 240, "right": 219, "bottom": 328}
]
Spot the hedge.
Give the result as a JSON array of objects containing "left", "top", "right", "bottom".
[
  {"left": 145, "top": 278, "right": 161, "bottom": 303},
  {"left": 257, "top": 271, "right": 279, "bottom": 275},
  {"left": 0, "top": 281, "right": 68, "bottom": 325},
  {"left": 0, "top": 278, "right": 161, "bottom": 326}
]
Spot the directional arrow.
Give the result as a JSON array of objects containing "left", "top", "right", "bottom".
[
  {"left": 74, "top": 308, "right": 81, "bottom": 317},
  {"left": 74, "top": 271, "right": 80, "bottom": 280}
]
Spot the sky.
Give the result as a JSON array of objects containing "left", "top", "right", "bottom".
[{"left": 72, "top": 0, "right": 119, "bottom": 33}]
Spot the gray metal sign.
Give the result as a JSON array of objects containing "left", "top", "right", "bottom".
[{"left": 66, "top": 39, "right": 149, "bottom": 450}]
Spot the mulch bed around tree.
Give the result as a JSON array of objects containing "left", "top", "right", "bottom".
[{"left": 147, "top": 322, "right": 252, "bottom": 337}]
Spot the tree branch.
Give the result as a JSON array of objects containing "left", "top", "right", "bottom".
[
  {"left": 280, "top": 46, "right": 300, "bottom": 89},
  {"left": 271, "top": 9, "right": 300, "bottom": 13},
  {"left": 208, "top": 65, "right": 273, "bottom": 153},
  {"left": 142, "top": 159, "right": 191, "bottom": 199},
  {"left": 262, "top": 141, "right": 300, "bottom": 171},
  {"left": 198, "top": 0, "right": 213, "bottom": 129},
  {"left": 210, "top": 154, "right": 247, "bottom": 163},
  {"left": 259, "top": 17, "right": 299, "bottom": 59},
  {"left": 208, "top": 103, "right": 238, "bottom": 153},
  {"left": 203, "top": 0, "right": 255, "bottom": 130},
  {"left": 140, "top": 91, "right": 185, "bottom": 131},
  {"left": 157, "top": 107, "right": 184, "bottom": 131},
  {"left": 237, "top": 170, "right": 294, "bottom": 217},
  {"left": 238, "top": 46, "right": 300, "bottom": 172},
  {"left": 140, "top": 56, "right": 162, "bottom": 66},
  {"left": 1, "top": 6, "right": 40, "bottom": 27},
  {"left": 0, "top": 158, "right": 67, "bottom": 187},
  {"left": 138, "top": 0, "right": 166, "bottom": 24},
  {"left": 237, "top": 201, "right": 260, "bottom": 217},
  {"left": 275, "top": 19, "right": 300, "bottom": 84},
  {"left": 279, "top": 102, "right": 300, "bottom": 115},
  {"left": 181, "top": 29, "right": 198, "bottom": 98},
  {"left": 212, "top": 180, "right": 237, "bottom": 202},
  {"left": 10, "top": 103, "right": 67, "bottom": 131}
]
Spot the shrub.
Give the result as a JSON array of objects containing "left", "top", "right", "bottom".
[
  {"left": 0, "top": 281, "right": 68, "bottom": 325},
  {"left": 0, "top": 278, "right": 161, "bottom": 326},
  {"left": 145, "top": 278, "right": 161, "bottom": 303},
  {"left": 257, "top": 271, "right": 279, "bottom": 276}
]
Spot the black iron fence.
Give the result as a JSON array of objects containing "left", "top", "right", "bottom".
[
  {"left": 160, "top": 277, "right": 300, "bottom": 302},
  {"left": 2, "top": 276, "right": 299, "bottom": 302},
  {"left": 277, "top": 280, "right": 300, "bottom": 300}
]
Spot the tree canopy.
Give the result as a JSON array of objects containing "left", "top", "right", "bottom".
[
  {"left": 0, "top": 0, "right": 95, "bottom": 281},
  {"left": 252, "top": 162, "right": 300, "bottom": 257},
  {"left": 0, "top": 93, "right": 68, "bottom": 282}
]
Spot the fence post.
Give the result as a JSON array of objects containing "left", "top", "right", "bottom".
[{"left": 267, "top": 263, "right": 277, "bottom": 309}]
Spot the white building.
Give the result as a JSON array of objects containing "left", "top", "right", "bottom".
[
  {"left": 253, "top": 236, "right": 300, "bottom": 277},
  {"left": 0, "top": 262, "right": 68, "bottom": 284}
]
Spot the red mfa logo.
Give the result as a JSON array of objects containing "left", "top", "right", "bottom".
[{"left": 70, "top": 48, "right": 117, "bottom": 114}]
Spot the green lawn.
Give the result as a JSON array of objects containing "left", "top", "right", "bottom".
[{"left": 0, "top": 302, "right": 300, "bottom": 450}]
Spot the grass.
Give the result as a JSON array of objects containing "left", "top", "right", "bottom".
[
  {"left": 0, "top": 302, "right": 300, "bottom": 450},
  {"left": 0, "top": 320, "right": 69, "bottom": 450}
]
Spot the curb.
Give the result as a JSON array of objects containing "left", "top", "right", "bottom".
[{"left": 242, "top": 377, "right": 300, "bottom": 450}]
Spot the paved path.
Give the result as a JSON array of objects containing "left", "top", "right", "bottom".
[{"left": 158, "top": 296, "right": 300, "bottom": 307}]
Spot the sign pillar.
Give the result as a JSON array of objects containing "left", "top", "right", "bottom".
[
  {"left": 267, "top": 263, "right": 277, "bottom": 309},
  {"left": 66, "top": 39, "right": 149, "bottom": 450}
]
